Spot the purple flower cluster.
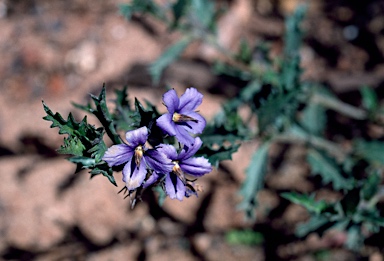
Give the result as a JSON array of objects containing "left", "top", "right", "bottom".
[
  {"left": 102, "top": 88, "right": 212, "bottom": 200},
  {"left": 156, "top": 88, "right": 206, "bottom": 147}
]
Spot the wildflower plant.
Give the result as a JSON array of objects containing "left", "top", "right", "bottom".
[
  {"left": 115, "top": 0, "right": 384, "bottom": 252},
  {"left": 43, "top": 87, "right": 214, "bottom": 205},
  {"left": 43, "top": 0, "right": 384, "bottom": 254}
]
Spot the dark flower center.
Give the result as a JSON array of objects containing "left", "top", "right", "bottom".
[
  {"left": 134, "top": 145, "right": 144, "bottom": 167},
  {"left": 172, "top": 112, "right": 198, "bottom": 123},
  {"left": 172, "top": 161, "right": 186, "bottom": 184}
]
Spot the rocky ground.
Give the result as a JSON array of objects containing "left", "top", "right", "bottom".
[{"left": 1, "top": 0, "right": 384, "bottom": 260}]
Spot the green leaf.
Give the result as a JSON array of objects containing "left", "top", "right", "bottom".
[
  {"left": 296, "top": 215, "right": 331, "bottom": 237},
  {"left": 307, "top": 149, "right": 354, "bottom": 190},
  {"left": 43, "top": 102, "right": 89, "bottom": 137},
  {"left": 57, "top": 137, "right": 85, "bottom": 156},
  {"left": 235, "top": 39, "right": 253, "bottom": 64},
  {"left": 190, "top": 0, "right": 216, "bottom": 31},
  {"left": 113, "top": 87, "right": 141, "bottom": 132},
  {"left": 153, "top": 185, "right": 167, "bottom": 206},
  {"left": 240, "top": 80, "right": 262, "bottom": 102},
  {"left": 225, "top": 229, "right": 264, "bottom": 246},
  {"left": 361, "top": 171, "right": 380, "bottom": 201},
  {"left": 114, "top": 86, "right": 130, "bottom": 109},
  {"left": 345, "top": 225, "right": 363, "bottom": 250},
  {"left": 73, "top": 86, "right": 121, "bottom": 145},
  {"left": 360, "top": 86, "right": 378, "bottom": 112},
  {"left": 284, "top": 4, "right": 306, "bottom": 60},
  {"left": 68, "top": 156, "right": 96, "bottom": 168},
  {"left": 354, "top": 139, "right": 384, "bottom": 166},
  {"left": 43, "top": 101, "right": 105, "bottom": 157},
  {"left": 257, "top": 88, "right": 301, "bottom": 134},
  {"left": 281, "top": 5, "right": 306, "bottom": 91},
  {"left": 281, "top": 192, "right": 329, "bottom": 215},
  {"left": 197, "top": 143, "right": 241, "bottom": 168},
  {"left": 200, "top": 105, "right": 249, "bottom": 148},
  {"left": 212, "top": 61, "right": 252, "bottom": 81},
  {"left": 238, "top": 142, "right": 270, "bottom": 219},
  {"left": 119, "top": 0, "right": 165, "bottom": 21},
  {"left": 149, "top": 37, "right": 192, "bottom": 84},
  {"left": 171, "top": 0, "right": 190, "bottom": 28},
  {"left": 90, "top": 164, "right": 117, "bottom": 186},
  {"left": 134, "top": 98, "right": 164, "bottom": 146},
  {"left": 88, "top": 135, "right": 108, "bottom": 163},
  {"left": 300, "top": 102, "right": 326, "bottom": 136},
  {"left": 43, "top": 98, "right": 114, "bottom": 186}
]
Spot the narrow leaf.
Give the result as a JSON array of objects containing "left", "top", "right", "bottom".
[
  {"left": 238, "top": 142, "right": 270, "bottom": 219},
  {"left": 281, "top": 192, "right": 328, "bottom": 215},
  {"left": 149, "top": 37, "right": 191, "bottom": 83}
]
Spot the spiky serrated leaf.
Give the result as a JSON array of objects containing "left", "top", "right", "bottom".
[
  {"left": 281, "top": 192, "right": 329, "bottom": 215},
  {"left": 73, "top": 86, "right": 121, "bottom": 144},
  {"left": 43, "top": 102, "right": 104, "bottom": 157},
  {"left": 114, "top": 86, "right": 130, "bottom": 109},
  {"left": 149, "top": 37, "right": 191, "bottom": 84},
  {"left": 57, "top": 137, "right": 85, "bottom": 156},
  {"left": 90, "top": 164, "right": 117, "bottom": 186},
  {"left": 212, "top": 61, "right": 252, "bottom": 81},
  {"left": 197, "top": 143, "right": 241, "bottom": 168},
  {"left": 361, "top": 171, "right": 380, "bottom": 200},
  {"left": 240, "top": 80, "right": 262, "bottom": 102},
  {"left": 354, "top": 139, "right": 384, "bottom": 166},
  {"left": 238, "top": 142, "right": 270, "bottom": 219},
  {"left": 43, "top": 102, "right": 89, "bottom": 137},
  {"left": 307, "top": 149, "right": 354, "bottom": 190},
  {"left": 134, "top": 98, "right": 163, "bottom": 146},
  {"left": 200, "top": 106, "right": 249, "bottom": 147},
  {"left": 296, "top": 215, "right": 332, "bottom": 238},
  {"left": 257, "top": 88, "right": 300, "bottom": 134},
  {"left": 88, "top": 138, "right": 108, "bottom": 163},
  {"left": 68, "top": 156, "right": 96, "bottom": 168}
]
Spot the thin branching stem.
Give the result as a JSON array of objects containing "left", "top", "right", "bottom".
[
  {"left": 312, "top": 92, "right": 367, "bottom": 120},
  {"left": 275, "top": 130, "right": 350, "bottom": 162}
]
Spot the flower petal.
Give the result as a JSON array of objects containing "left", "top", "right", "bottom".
[
  {"left": 178, "top": 137, "right": 203, "bottom": 160},
  {"left": 180, "top": 157, "right": 212, "bottom": 177},
  {"left": 102, "top": 144, "right": 133, "bottom": 167},
  {"left": 156, "top": 144, "right": 178, "bottom": 160},
  {"left": 174, "top": 125, "right": 195, "bottom": 147},
  {"left": 156, "top": 113, "right": 177, "bottom": 136},
  {"left": 162, "top": 89, "right": 179, "bottom": 114},
  {"left": 125, "top": 126, "right": 148, "bottom": 147},
  {"left": 180, "top": 112, "right": 206, "bottom": 134},
  {"left": 165, "top": 174, "right": 185, "bottom": 201},
  {"left": 145, "top": 149, "right": 174, "bottom": 174},
  {"left": 178, "top": 88, "right": 203, "bottom": 113},
  {"left": 122, "top": 159, "right": 147, "bottom": 190},
  {"left": 143, "top": 171, "right": 162, "bottom": 188}
]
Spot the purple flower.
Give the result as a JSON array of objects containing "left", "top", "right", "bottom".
[
  {"left": 157, "top": 137, "right": 212, "bottom": 200},
  {"left": 102, "top": 127, "right": 173, "bottom": 191},
  {"left": 156, "top": 88, "right": 206, "bottom": 147}
]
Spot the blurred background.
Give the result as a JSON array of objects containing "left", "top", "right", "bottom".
[{"left": 0, "top": 0, "right": 384, "bottom": 260}]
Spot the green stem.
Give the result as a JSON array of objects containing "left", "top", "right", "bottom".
[
  {"left": 275, "top": 126, "right": 350, "bottom": 161},
  {"left": 312, "top": 93, "right": 367, "bottom": 120}
]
